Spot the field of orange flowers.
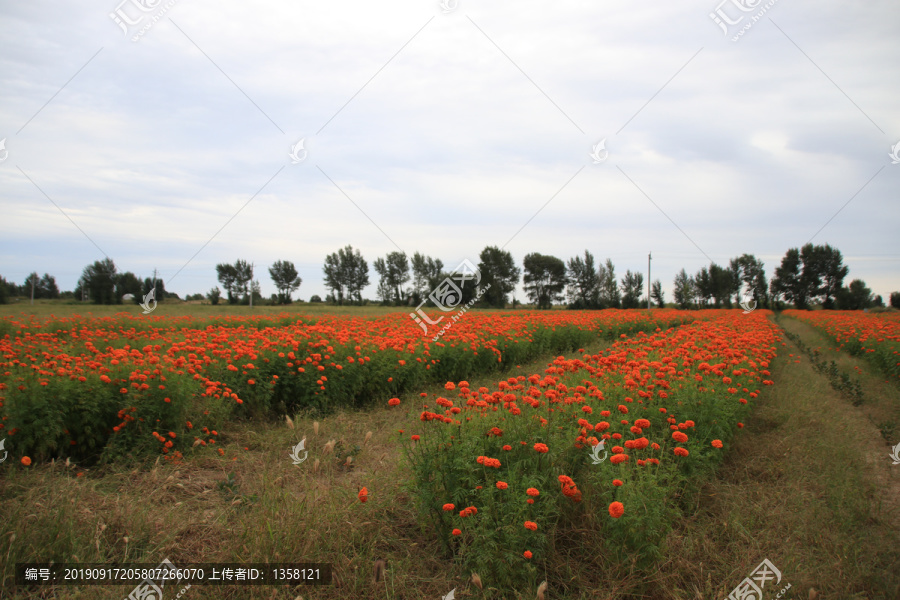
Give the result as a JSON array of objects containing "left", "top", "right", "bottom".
[
  {"left": 0, "top": 309, "right": 696, "bottom": 465},
  {"left": 783, "top": 310, "right": 900, "bottom": 381},
  {"left": 399, "top": 310, "right": 778, "bottom": 589}
]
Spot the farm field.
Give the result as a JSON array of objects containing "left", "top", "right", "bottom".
[{"left": 1, "top": 308, "right": 898, "bottom": 599}]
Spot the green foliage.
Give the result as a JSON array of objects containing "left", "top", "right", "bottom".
[{"left": 218, "top": 472, "right": 258, "bottom": 506}]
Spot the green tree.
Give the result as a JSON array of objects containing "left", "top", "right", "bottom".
[
  {"left": 216, "top": 263, "right": 239, "bottom": 304},
  {"left": 651, "top": 279, "right": 664, "bottom": 308},
  {"left": 523, "top": 253, "right": 567, "bottom": 309},
  {"left": 771, "top": 248, "right": 803, "bottom": 308},
  {"left": 798, "top": 243, "right": 825, "bottom": 308},
  {"left": 373, "top": 251, "right": 410, "bottom": 305},
  {"left": 478, "top": 246, "right": 520, "bottom": 308},
  {"left": 620, "top": 270, "right": 644, "bottom": 309},
  {"left": 708, "top": 263, "right": 734, "bottom": 308},
  {"left": 890, "top": 292, "right": 900, "bottom": 309},
  {"left": 836, "top": 279, "right": 874, "bottom": 310},
  {"left": 23, "top": 272, "right": 60, "bottom": 300},
  {"left": 116, "top": 272, "right": 143, "bottom": 303},
  {"left": 141, "top": 277, "right": 166, "bottom": 302},
  {"left": 269, "top": 260, "right": 302, "bottom": 304},
  {"left": 410, "top": 252, "right": 444, "bottom": 304},
  {"left": 79, "top": 258, "right": 118, "bottom": 304},
  {"left": 694, "top": 266, "right": 712, "bottom": 308},
  {"left": 39, "top": 273, "right": 60, "bottom": 299},
  {"left": 598, "top": 258, "right": 620, "bottom": 308},
  {"left": 207, "top": 286, "right": 221, "bottom": 305},
  {"left": 734, "top": 254, "right": 767, "bottom": 309},
  {"left": 566, "top": 250, "right": 600, "bottom": 309},
  {"left": 324, "top": 245, "right": 369, "bottom": 305},
  {"left": 672, "top": 269, "right": 695, "bottom": 309},
  {"left": 818, "top": 244, "right": 849, "bottom": 309},
  {"left": 233, "top": 260, "right": 253, "bottom": 303}
]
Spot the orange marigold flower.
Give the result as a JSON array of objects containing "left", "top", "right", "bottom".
[
  {"left": 411, "top": 435, "right": 420, "bottom": 441},
  {"left": 523, "top": 550, "right": 533, "bottom": 559},
  {"left": 673, "top": 447, "right": 689, "bottom": 457},
  {"left": 711, "top": 439, "right": 723, "bottom": 448},
  {"left": 443, "top": 503, "right": 455, "bottom": 511},
  {"left": 358, "top": 487, "right": 369, "bottom": 502},
  {"left": 388, "top": 398, "right": 400, "bottom": 406},
  {"left": 608, "top": 501, "right": 625, "bottom": 518},
  {"left": 610, "top": 454, "right": 629, "bottom": 465},
  {"left": 526, "top": 487, "right": 540, "bottom": 497},
  {"left": 452, "top": 528, "right": 461, "bottom": 536},
  {"left": 444, "top": 382, "right": 456, "bottom": 390},
  {"left": 634, "top": 418, "right": 651, "bottom": 429},
  {"left": 672, "top": 431, "right": 689, "bottom": 443},
  {"left": 496, "top": 481, "right": 508, "bottom": 490},
  {"left": 21, "top": 456, "right": 32, "bottom": 467},
  {"left": 612, "top": 479, "right": 623, "bottom": 486},
  {"left": 617, "top": 404, "right": 629, "bottom": 414},
  {"left": 533, "top": 443, "right": 549, "bottom": 453},
  {"left": 502, "top": 444, "right": 512, "bottom": 451},
  {"left": 524, "top": 521, "right": 538, "bottom": 531}
]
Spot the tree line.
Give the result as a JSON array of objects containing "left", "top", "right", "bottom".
[{"left": 1, "top": 242, "right": 895, "bottom": 310}]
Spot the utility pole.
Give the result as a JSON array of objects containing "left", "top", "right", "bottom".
[
  {"left": 249, "top": 262, "right": 254, "bottom": 309},
  {"left": 647, "top": 252, "right": 651, "bottom": 310}
]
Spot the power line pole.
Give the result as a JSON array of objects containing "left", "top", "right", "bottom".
[
  {"left": 647, "top": 252, "right": 651, "bottom": 310},
  {"left": 249, "top": 262, "right": 254, "bottom": 309}
]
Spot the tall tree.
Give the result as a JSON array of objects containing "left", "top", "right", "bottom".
[
  {"left": 478, "top": 246, "right": 520, "bottom": 308},
  {"left": 323, "top": 251, "right": 345, "bottom": 305},
  {"left": 770, "top": 248, "right": 803, "bottom": 308},
  {"left": 836, "top": 279, "right": 874, "bottom": 310},
  {"left": 523, "top": 253, "right": 567, "bottom": 309},
  {"left": 410, "top": 252, "right": 444, "bottom": 304},
  {"left": 216, "top": 263, "right": 239, "bottom": 304},
  {"left": 323, "top": 245, "right": 369, "bottom": 304},
  {"left": 818, "top": 244, "right": 849, "bottom": 309},
  {"left": 708, "top": 263, "right": 733, "bottom": 308},
  {"left": 373, "top": 251, "right": 410, "bottom": 305},
  {"left": 672, "top": 269, "right": 695, "bottom": 309},
  {"left": 79, "top": 258, "right": 118, "bottom": 304},
  {"left": 566, "top": 250, "right": 600, "bottom": 309},
  {"left": 116, "top": 272, "right": 143, "bottom": 303},
  {"left": 735, "top": 254, "right": 767, "bottom": 309},
  {"left": 39, "top": 273, "right": 60, "bottom": 299},
  {"left": 269, "top": 260, "right": 302, "bottom": 304},
  {"left": 23, "top": 272, "right": 60, "bottom": 300},
  {"left": 620, "top": 270, "right": 644, "bottom": 309},
  {"left": 694, "top": 266, "right": 712, "bottom": 307},
  {"left": 141, "top": 277, "right": 166, "bottom": 302},
  {"left": 650, "top": 279, "right": 665, "bottom": 308},
  {"left": 598, "top": 258, "right": 620, "bottom": 309},
  {"left": 233, "top": 260, "right": 253, "bottom": 303},
  {"left": 798, "top": 243, "right": 825, "bottom": 308}
]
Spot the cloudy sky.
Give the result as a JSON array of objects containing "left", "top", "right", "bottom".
[{"left": 1, "top": 0, "right": 898, "bottom": 304}]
